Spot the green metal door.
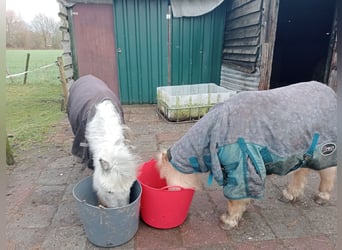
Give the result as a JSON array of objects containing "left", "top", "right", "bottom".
[
  {"left": 113, "top": 0, "right": 169, "bottom": 104},
  {"left": 171, "top": 2, "right": 227, "bottom": 85},
  {"left": 113, "top": 0, "right": 227, "bottom": 104}
]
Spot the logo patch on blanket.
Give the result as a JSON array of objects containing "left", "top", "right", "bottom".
[{"left": 320, "top": 143, "right": 336, "bottom": 156}]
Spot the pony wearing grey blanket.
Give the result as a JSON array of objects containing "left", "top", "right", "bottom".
[
  {"left": 68, "top": 74, "right": 139, "bottom": 208},
  {"left": 157, "top": 81, "right": 337, "bottom": 230}
]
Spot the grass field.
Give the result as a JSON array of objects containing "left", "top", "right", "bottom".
[
  {"left": 6, "top": 49, "right": 66, "bottom": 152},
  {"left": 6, "top": 49, "right": 63, "bottom": 84}
]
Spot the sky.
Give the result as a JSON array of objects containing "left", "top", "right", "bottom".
[{"left": 6, "top": 0, "right": 60, "bottom": 23}]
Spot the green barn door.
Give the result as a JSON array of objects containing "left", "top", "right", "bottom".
[
  {"left": 113, "top": 0, "right": 169, "bottom": 104},
  {"left": 113, "top": 0, "right": 226, "bottom": 104},
  {"left": 170, "top": 2, "right": 227, "bottom": 85}
]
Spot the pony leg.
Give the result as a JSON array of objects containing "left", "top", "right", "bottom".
[
  {"left": 220, "top": 199, "right": 250, "bottom": 230},
  {"left": 314, "top": 166, "right": 337, "bottom": 204},
  {"left": 282, "top": 168, "right": 310, "bottom": 202}
]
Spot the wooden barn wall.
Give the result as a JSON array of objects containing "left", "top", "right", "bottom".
[
  {"left": 113, "top": 0, "right": 169, "bottom": 104},
  {"left": 170, "top": 1, "right": 227, "bottom": 86},
  {"left": 220, "top": 0, "right": 264, "bottom": 91},
  {"left": 222, "top": 0, "right": 263, "bottom": 72},
  {"left": 58, "top": 1, "right": 75, "bottom": 86}
]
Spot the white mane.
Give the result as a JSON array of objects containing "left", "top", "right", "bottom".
[{"left": 85, "top": 100, "right": 138, "bottom": 207}]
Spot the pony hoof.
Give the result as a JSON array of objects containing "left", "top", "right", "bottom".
[
  {"left": 278, "top": 195, "right": 292, "bottom": 203},
  {"left": 220, "top": 212, "right": 238, "bottom": 230},
  {"left": 314, "top": 193, "right": 329, "bottom": 205},
  {"left": 280, "top": 189, "right": 299, "bottom": 203},
  {"left": 220, "top": 222, "right": 235, "bottom": 230}
]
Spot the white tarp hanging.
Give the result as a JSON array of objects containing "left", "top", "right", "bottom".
[{"left": 170, "top": 0, "right": 224, "bottom": 17}]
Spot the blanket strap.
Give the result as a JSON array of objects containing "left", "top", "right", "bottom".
[
  {"left": 207, "top": 172, "right": 214, "bottom": 186},
  {"left": 304, "top": 132, "right": 320, "bottom": 160},
  {"left": 166, "top": 148, "right": 172, "bottom": 161},
  {"left": 287, "top": 133, "right": 320, "bottom": 173}
]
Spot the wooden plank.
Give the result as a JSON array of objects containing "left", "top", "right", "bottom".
[
  {"left": 226, "top": 12, "right": 261, "bottom": 30},
  {"left": 58, "top": 11, "right": 68, "bottom": 19},
  {"left": 61, "top": 41, "right": 71, "bottom": 53},
  {"left": 259, "top": 43, "right": 270, "bottom": 90},
  {"left": 62, "top": 55, "right": 73, "bottom": 66},
  {"left": 222, "top": 61, "right": 256, "bottom": 74},
  {"left": 224, "top": 36, "right": 260, "bottom": 47},
  {"left": 223, "top": 46, "right": 258, "bottom": 55},
  {"left": 58, "top": 2, "right": 68, "bottom": 16},
  {"left": 231, "top": 0, "right": 255, "bottom": 10},
  {"left": 61, "top": 32, "right": 70, "bottom": 41},
  {"left": 225, "top": 25, "right": 260, "bottom": 40},
  {"left": 64, "top": 68, "right": 74, "bottom": 79},
  {"left": 223, "top": 53, "right": 258, "bottom": 63},
  {"left": 228, "top": 0, "right": 262, "bottom": 20},
  {"left": 59, "top": 26, "right": 69, "bottom": 33},
  {"left": 258, "top": 0, "right": 279, "bottom": 89}
]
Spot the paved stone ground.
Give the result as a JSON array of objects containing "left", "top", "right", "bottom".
[{"left": 6, "top": 105, "right": 337, "bottom": 249}]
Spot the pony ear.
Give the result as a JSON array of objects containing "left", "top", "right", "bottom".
[{"left": 99, "top": 158, "right": 111, "bottom": 172}]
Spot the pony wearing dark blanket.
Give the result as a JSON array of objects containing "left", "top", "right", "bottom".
[
  {"left": 157, "top": 81, "right": 337, "bottom": 230},
  {"left": 68, "top": 74, "right": 138, "bottom": 208}
]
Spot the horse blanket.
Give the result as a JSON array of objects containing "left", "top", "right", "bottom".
[
  {"left": 67, "top": 74, "right": 123, "bottom": 166},
  {"left": 167, "top": 81, "right": 337, "bottom": 200}
]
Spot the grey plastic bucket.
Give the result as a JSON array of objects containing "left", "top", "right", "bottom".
[{"left": 72, "top": 176, "right": 141, "bottom": 248}]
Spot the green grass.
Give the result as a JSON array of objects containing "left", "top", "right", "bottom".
[
  {"left": 6, "top": 49, "right": 62, "bottom": 84},
  {"left": 6, "top": 49, "right": 66, "bottom": 152}
]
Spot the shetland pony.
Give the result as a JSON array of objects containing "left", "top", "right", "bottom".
[
  {"left": 67, "top": 75, "right": 139, "bottom": 208},
  {"left": 157, "top": 81, "right": 337, "bottom": 230}
]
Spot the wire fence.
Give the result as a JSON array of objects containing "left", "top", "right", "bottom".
[
  {"left": 6, "top": 62, "right": 58, "bottom": 79},
  {"left": 6, "top": 62, "right": 61, "bottom": 85},
  {"left": 6, "top": 50, "right": 63, "bottom": 85}
]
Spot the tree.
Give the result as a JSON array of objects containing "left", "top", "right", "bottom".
[
  {"left": 6, "top": 10, "right": 30, "bottom": 48},
  {"left": 30, "top": 13, "right": 60, "bottom": 49},
  {"left": 6, "top": 11, "right": 61, "bottom": 49}
]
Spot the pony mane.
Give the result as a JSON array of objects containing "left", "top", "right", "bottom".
[{"left": 86, "top": 100, "right": 138, "bottom": 171}]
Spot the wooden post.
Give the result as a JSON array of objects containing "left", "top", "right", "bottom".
[
  {"left": 57, "top": 56, "right": 69, "bottom": 111},
  {"left": 6, "top": 136, "right": 14, "bottom": 165},
  {"left": 259, "top": 43, "right": 270, "bottom": 90},
  {"left": 23, "top": 53, "right": 30, "bottom": 84}
]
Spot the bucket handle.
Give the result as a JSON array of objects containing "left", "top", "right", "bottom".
[{"left": 159, "top": 185, "right": 195, "bottom": 191}]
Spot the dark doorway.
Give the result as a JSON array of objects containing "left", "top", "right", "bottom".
[{"left": 270, "top": 0, "right": 336, "bottom": 88}]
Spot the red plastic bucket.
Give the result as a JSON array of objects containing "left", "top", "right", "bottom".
[{"left": 138, "top": 159, "right": 195, "bottom": 229}]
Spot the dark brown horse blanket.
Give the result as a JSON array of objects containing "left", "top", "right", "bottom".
[
  {"left": 167, "top": 81, "right": 337, "bottom": 199},
  {"left": 67, "top": 74, "right": 123, "bottom": 166}
]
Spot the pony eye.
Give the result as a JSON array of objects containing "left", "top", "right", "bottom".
[{"left": 107, "top": 190, "right": 113, "bottom": 194}]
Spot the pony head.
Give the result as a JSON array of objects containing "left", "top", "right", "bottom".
[{"left": 92, "top": 148, "right": 138, "bottom": 207}]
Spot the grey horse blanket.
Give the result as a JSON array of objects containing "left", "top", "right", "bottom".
[
  {"left": 167, "top": 81, "right": 337, "bottom": 200},
  {"left": 67, "top": 74, "right": 123, "bottom": 166}
]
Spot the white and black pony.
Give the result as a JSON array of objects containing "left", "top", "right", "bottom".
[{"left": 67, "top": 74, "right": 138, "bottom": 208}]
